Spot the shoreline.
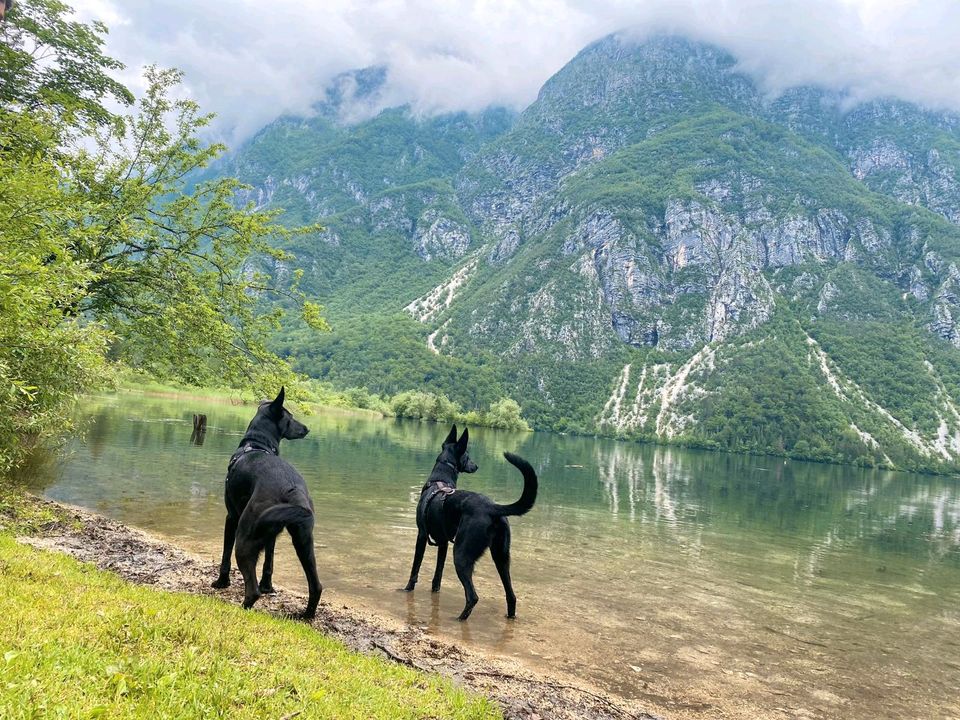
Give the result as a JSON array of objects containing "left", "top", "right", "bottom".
[
  {"left": 18, "top": 493, "right": 658, "bottom": 720},
  {"left": 111, "top": 385, "right": 957, "bottom": 476},
  {"left": 115, "top": 385, "right": 388, "bottom": 420}
]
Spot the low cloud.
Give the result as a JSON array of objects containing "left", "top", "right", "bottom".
[{"left": 78, "top": 0, "right": 960, "bottom": 146}]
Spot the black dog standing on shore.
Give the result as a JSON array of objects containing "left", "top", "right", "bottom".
[
  {"left": 403, "top": 425, "right": 538, "bottom": 621},
  {"left": 211, "top": 387, "right": 322, "bottom": 619}
]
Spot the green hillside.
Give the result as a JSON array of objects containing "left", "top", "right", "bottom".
[{"left": 220, "top": 34, "right": 960, "bottom": 472}]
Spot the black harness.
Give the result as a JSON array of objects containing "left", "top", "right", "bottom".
[
  {"left": 419, "top": 459, "right": 459, "bottom": 545},
  {"left": 226, "top": 441, "right": 278, "bottom": 475}
]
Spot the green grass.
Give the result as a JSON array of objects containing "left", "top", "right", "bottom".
[
  {"left": 115, "top": 372, "right": 387, "bottom": 420},
  {"left": 0, "top": 533, "right": 500, "bottom": 719},
  {"left": 117, "top": 371, "right": 533, "bottom": 431},
  {"left": 0, "top": 487, "right": 68, "bottom": 536},
  {"left": 115, "top": 369, "right": 258, "bottom": 404}
]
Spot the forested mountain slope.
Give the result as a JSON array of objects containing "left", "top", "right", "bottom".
[{"left": 223, "top": 35, "right": 960, "bottom": 471}]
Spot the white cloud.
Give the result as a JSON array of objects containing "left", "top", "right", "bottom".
[{"left": 76, "top": 0, "right": 960, "bottom": 146}]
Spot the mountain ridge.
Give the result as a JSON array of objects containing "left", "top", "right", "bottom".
[{"left": 223, "top": 33, "right": 960, "bottom": 472}]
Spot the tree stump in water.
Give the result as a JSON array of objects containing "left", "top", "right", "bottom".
[{"left": 191, "top": 413, "right": 207, "bottom": 446}]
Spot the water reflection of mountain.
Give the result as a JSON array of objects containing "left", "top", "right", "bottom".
[
  {"left": 39, "top": 393, "right": 960, "bottom": 574},
  {"left": 586, "top": 437, "right": 960, "bottom": 564}
]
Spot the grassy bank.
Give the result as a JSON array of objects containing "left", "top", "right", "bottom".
[
  {"left": 116, "top": 371, "right": 385, "bottom": 419},
  {"left": 117, "top": 371, "right": 532, "bottom": 431},
  {"left": 0, "top": 491, "right": 499, "bottom": 720}
]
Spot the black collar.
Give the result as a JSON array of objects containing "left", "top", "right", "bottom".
[
  {"left": 237, "top": 432, "right": 279, "bottom": 455},
  {"left": 239, "top": 442, "right": 277, "bottom": 455}
]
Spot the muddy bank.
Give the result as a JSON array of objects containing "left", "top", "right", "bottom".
[{"left": 17, "top": 494, "right": 658, "bottom": 720}]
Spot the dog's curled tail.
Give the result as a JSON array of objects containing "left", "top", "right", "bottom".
[
  {"left": 253, "top": 504, "right": 313, "bottom": 538},
  {"left": 493, "top": 452, "right": 538, "bottom": 517}
]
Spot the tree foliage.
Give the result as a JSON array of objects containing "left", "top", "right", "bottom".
[
  {"left": 73, "top": 65, "right": 328, "bottom": 385},
  {"left": 0, "top": 0, "right": 326, "bottom": 471},
  {"left": 0, "top": 111, "right": 110, "bottom": 471},
  {"left": 0, "top": 0, "right": 132, "bottom": 130},
  {"left": 389, "top": 391, "right": 530, "bottom": 431}
]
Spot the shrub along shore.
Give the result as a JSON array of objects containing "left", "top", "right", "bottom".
[{"left": 119, "top": 371, "right": 532, "bottom": 432}]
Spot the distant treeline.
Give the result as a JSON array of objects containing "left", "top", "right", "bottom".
[{"left": 306, "top": 383, "right": 530, "bottom": 431}]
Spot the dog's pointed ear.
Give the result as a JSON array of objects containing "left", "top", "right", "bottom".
[
  {"left": 269, "top": 386, "right": 285, "bottom": 417},
  {"left": 455, "top": 427, "right": 469, "bottom": 455},
  {"left": 444, "top": 424, "right": 458, "bottom": 446}
]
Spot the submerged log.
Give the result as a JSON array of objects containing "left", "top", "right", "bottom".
[
  {"left": 190, "top": 413, "right": 207, "bottom": 446},
  {"left": 192, "top": 414, "right": 207, "bottom": 433}
]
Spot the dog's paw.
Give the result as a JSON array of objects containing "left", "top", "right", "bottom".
[
  {"left": 431, "top": 584, "right": 441, "bottom": 593},
  {"left": 457, "top": 599, "right": 478, "bottom": 621},
  {"left": 258, "top": 583, "right": 276, "bottom": 594},
  {"left": 398, "top": 584, "right": 416, "bottom": 592},
  {"left": 211, "top": 577, "right": 230, "bottom": 589},
  {"left": 278, "top": 608, "right": 316, "bottom": 622}
]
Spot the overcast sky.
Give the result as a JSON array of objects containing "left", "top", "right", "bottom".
[{"left": 78, "top": 0, "right": 960, "bottom": 147}]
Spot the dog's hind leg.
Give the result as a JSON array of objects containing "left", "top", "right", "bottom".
[
  {"left": 453, "top": 527, "right": 487, "bottom": 621},
  {"left": 212, "top": 514, "right": 238, "bottom": 589},
  {"left": 402, "top": 531, "right": 428, "bottom": 592},
  {"left": 490, "top": 520, "right": 517, "bottom": 618},
  {"left": 289, "top": 521, "right": 322, "bottom": 619},
  {"left": 431, "top": 540, "right": 448, "bottom": 593},
  {"left": 258, "top": 533, "right": 277, "bottom": 594},
  {"left": 235, "top": 535, "right": 262, "bottom": 610}
]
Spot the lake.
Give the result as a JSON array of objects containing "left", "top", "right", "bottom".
[{"left": 29, "top": 392, "right": 960, "bottom": 719}]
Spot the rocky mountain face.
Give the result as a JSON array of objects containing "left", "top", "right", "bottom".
[{"left": 225, "top": 34, "right": 960, "bottom": 472}]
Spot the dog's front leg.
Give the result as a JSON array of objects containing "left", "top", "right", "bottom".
[
  {"left": 259, "top": 534, "right": 277, "bottom": 594},
  {"left": 212, "top": 514, "right": 238, "bottom": 589},
  {"left": 402, "top": 531, "right": 428, "bottom": 592},
  {"left": 431, "top": 541, "right": 448, "bottom": 592}
]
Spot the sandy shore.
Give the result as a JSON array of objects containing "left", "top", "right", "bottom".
[{"left": 18, "top": 494, "right": 659, "bottom": 720}]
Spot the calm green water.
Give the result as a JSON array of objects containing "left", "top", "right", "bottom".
[{"left": 31, "top": 393, "right": 960, "bottom": 719}]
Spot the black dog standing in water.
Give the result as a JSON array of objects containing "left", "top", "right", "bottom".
[
  {"left": 403, "top": 425, "right": 538, "bottom": 621},
  {"left": 211, "top": 388, "right": 322, "bottom": 619}
]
